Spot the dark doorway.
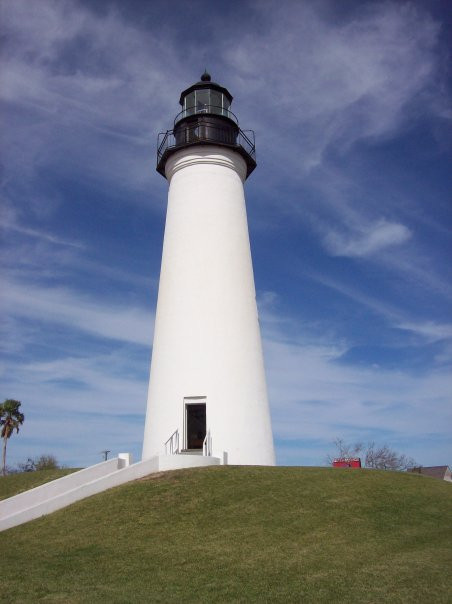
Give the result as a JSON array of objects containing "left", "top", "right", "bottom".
[{"left": 186, "top": 403, "right": 206, "bottom": 449}]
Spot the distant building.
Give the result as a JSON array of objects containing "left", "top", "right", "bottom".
[
  {"left": 332, "top": 458, "right": 362, "bottom": 468},
  {"left": 407, "top": 466, "right": 452, "bottom": 482}
]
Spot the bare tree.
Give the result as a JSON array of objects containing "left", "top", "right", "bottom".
[
  {"left": 328, "top": 438, "right": 417, "bottom": 471},
  {"left": 16, "top": 454, "right": 59, "bottom": 472},
  {"left": 365, "top": 442, "right": 416, "bottom": 471},
  {"left": 326, "top": 438, "right": 364, "bottom": 464},
  {"left": 34, "top": 454, "right": 59, "bottom": 470},
  {"left": 17, "top": 458, "right": 36, "bottom": 472}
]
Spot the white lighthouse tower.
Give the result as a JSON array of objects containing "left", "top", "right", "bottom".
[{"left": 142, "top": 72, "right": 275, "bottom": 466}]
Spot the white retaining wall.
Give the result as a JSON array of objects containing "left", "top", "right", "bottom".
[
  {"left": 0, "top": 454, "right": 220, "bottom": 532},
  {"left": 0, "top": 457, "right": 121, "bottom": 519}
]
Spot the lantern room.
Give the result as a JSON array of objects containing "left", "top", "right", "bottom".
[
  {"left": 175, "top": 71, "right": 234, "bottom": 124},
  {"left": 157, "top": 72, "right": 256, "bottom": 179}
]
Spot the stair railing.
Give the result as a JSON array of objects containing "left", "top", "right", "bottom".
[
  {"left": 203, "top": 430, "right": 212, "bottom": 457},
  {"left": 164, "top": 429, "right": 179, "bottom": 455}
]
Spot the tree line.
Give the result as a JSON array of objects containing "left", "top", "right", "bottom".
[
  {"left": 0, "top": 398, "right": 421, "bottom": 475},
  {"left": 327, "top": 438, "right": 417, "bottom": 470}
]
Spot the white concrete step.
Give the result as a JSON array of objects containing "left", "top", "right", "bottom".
[{"left": 180, "top": 449, "right": 203, "bottom": 455}]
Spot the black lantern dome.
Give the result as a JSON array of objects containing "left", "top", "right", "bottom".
[
  {"left": 157, "top": 73, "right": 256, "bottom": 179},
  {"left": 176, "top": 71, "right": 233, "bottom": 124}
]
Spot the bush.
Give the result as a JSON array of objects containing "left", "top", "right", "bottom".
[
  {"left": 34, "top": 454, "right": 59, "bottom": 471},
  {"left": 17, "top": 458, "right": 36, "bottom": 472},
  {"left": 17, "top": 454, "right": 60, "bottom": 472}
]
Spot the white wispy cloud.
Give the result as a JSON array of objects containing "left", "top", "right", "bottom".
[
  {"left": 323, "top": 219, "right": 412, "bottom": 257},
  {"left": 2, "top": 0, "right": 447, "bottom": 199},
  {"left": 5, "top": 412, "right": 145, "bottom": 468},
  {"left": 396, "top": 321, "right": 452, "bottom": 342},
  {"left": 378, "top": 251, "right": 452, "bottom": 300},
  {"left": 226, "top": 1, "right": 445, "bottom": 169},
  {"left": 1, "top": 216, "right": 85, "bottom": 249},
  {"left": 2, "top": 279, "right": 154, "bottom": 346},
  {"left": 306, "top": 272, "right": 400, "bottom": 321},
  {"left": 2, "top": 351, "right": 148, "bottom": 466},
  {"left": 8, "top": 353, "right": 147, "bottom": 414},
  {"left": 306, "top": 271, "right": 452, "bottom": 344},
  {"left": 261, "top": 312, "right": 452, "bottom": 465},
  {"left": 220, "top": 1, "right": 449, "bottom": 298},
  {"left": 254, "top": 286, "right": 452, "bottom": 462},
  {"left": 0, "top": 0, "right": 182, "bottom": 203},
  {"left": 4, "top": 292, "right": 450, "bottom": 468}
]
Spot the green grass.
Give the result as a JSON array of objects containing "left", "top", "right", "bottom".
[
  {"left": 1, "top": 466, "right": 451, "bottom": 603},
  {"left": 0, "top": 468, "right": 79, "bottom": 501}
]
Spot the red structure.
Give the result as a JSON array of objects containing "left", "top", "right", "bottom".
[{"left": 333, "top": 458, "right": 362, "bottom": 468}]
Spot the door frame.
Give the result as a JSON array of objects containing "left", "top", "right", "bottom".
[{"left": 183, "top": 396, "right": 207, "bottom": 450}]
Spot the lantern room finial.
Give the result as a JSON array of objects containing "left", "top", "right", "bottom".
[{"left": 201, "top": 70, "right": 211, "bottom": 82}]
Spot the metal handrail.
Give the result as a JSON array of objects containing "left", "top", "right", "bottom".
[
  {"left": 157, "top": 131, "right": 169, "bottom": 159},
  {"left": 239, "top": 129, "right": 255, "bottom": 149},
  {"left": 164, "top": 429, "right": 179, "bottom": 455},
  {"left": 157, "top": 125, "right": 256, "bottom": 168},
  {"left": 175, "top": 105, "right": 239, "bottom": 126},
  {"left": 203, "top": 430, "right": 212, "bottom": 457}
]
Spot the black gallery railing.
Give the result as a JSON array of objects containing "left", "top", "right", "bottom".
[
  {"left": 157, "top": 124, "right": 256, "bottom": 168},
  {"left": 174, "top": 105, "right": 239, "bottom": 126}
]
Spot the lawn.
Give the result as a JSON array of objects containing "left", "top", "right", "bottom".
[
  {"left": 0, "top": 468, "right": 79, "bottom": 501},
  {"left": 1, "top": 466, "right": 451, "bottom": 603}
]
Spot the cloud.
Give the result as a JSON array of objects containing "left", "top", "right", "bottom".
[
  {"left": 306, "top": 272, "right": 452, "bottom": 345},
  {"left": 5, "top": 411, "right": 145, "bottom": 468},
  {"left": 377, "top": 251, "right": 452, "bottom": 301},
  {"left": 219, "top": 1, "right": 448, "bottom": 299},
  {"left": 323, "top": 219, "right": 412, "bottom": 257},
  {"left": 4, "top": 290, "right": 450, "bottom": 468},
  {"left": 226, "top": 1, "right": 445, "bottom": 170},
  {"left": 261, "top": 310, "right": 452, "bottom": 465},
  {"left": 306, "top": 272, "right": 399, "bottom": 321},
  {"left": 2, "top": 351, "right": 148, "bottom": 467},
  {"left": 9, "top": 353, "right": 147, "bottom": 414},
  {"left": 1, "top": 214, "right": 85, "bottom": 249},
  {"left": 2, "top": 279, "right": 154, "bottom": 346},
  {"left": 0, "top": 0, "right": 184, "bottom": 206},
  {"left": 2, "top": 0, "right": 446, "bottom": 201},
  {"left": 396, "top": 321, "right": 452, "bottom": 342}
]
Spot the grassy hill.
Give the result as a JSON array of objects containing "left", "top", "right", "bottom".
[
  {"left": 1, "top": 466, "right": 451, "bottom": 603},
  {"left": 0, "top": 468, "right": 79, "bottom": 501}
]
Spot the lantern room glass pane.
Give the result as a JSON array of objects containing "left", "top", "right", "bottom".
[
  {"left": 195, "top": 89, "right": 209, "bottom": 113},
  {"left": 184, "top": 92, "right": 195, "bottom": 117},
  {"left": 180, "top": 88, "right": 232, "bottom": 121},
  {"left": 210, "top": 90, "right": 222, "bottom": 115}
]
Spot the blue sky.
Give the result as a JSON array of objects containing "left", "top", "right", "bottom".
[{"left": 1, "top": 0, "right": 451, "bottom": 468}]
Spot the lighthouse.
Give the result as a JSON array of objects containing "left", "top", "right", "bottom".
[{"left": 142, "top": 72, "right": 275, "bottom": 466}]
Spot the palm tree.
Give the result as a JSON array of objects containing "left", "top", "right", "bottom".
[{"left": 0, "top": 399, "right": 25, "bottom": 476}]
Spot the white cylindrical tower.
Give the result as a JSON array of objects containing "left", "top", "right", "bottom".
[{"left": 142, "top": 72, "right": 275, "bottom": 465}]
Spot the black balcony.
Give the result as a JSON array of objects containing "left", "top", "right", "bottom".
[{"left": 157, "top": 117, "right": 256, "bottom": 179}]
